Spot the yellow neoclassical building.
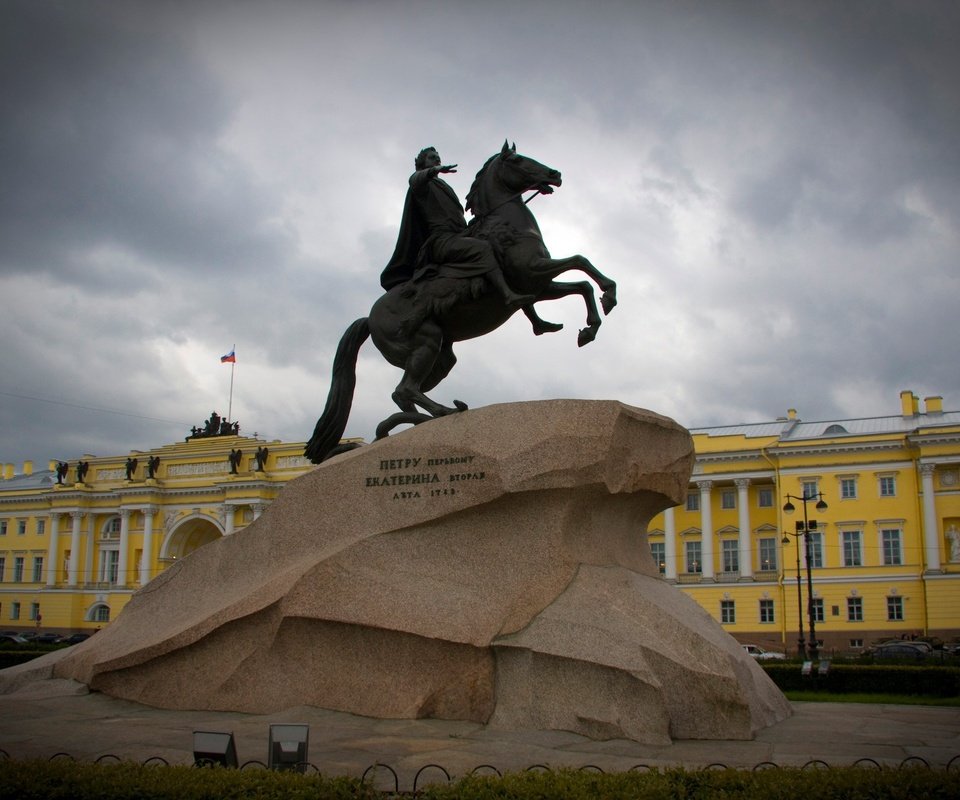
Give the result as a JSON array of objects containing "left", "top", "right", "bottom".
[
  {"left": 0, "top": 425, "right": 322, "bottom": 633},
  {"left": 649, "top": 390, "right": 960, "bottom": 654},
  {"left": 1, "top": 391, "right": 958, "bottom": 654}
]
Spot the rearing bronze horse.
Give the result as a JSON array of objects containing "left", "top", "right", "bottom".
[{"left": 305, "top": 142, "right": 617, "bottom": 463}]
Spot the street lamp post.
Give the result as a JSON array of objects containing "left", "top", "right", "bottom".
[
  {"left": 783, "top": 491, "right": 828, "bottom": 660},
  {"left": 781, "top": 530, "right": 805, "bottom": 657}
]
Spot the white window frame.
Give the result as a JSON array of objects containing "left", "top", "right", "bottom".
[
  {"left": 31, "top": 556, "right": 43, "bottom": 583},
  {"left": 685, "top": 540, "right": 702, "bottom": 574},
  {"left": 847, "top": 596, "right": 864, "bottom": 622},
  {"left": 721, "top": 490, "right": 736, "bottom": 510},
  {"left": 878, "top": 474, "right": 897, "bottom": 497},
  {"left": 880, "top": 528, "right": 903, "bottom": 566},
  {"left": 758, "top": 537, "right": 778, "bottom": 572},
  {"left": 759, "top": 598, "right": 775, "bottom": 624},
  {"left": 720, "top": 599, "right": 736, "bottom": 624},
  {"left": 839, "top": 476, "right": 858, "bottom": 500},
  {"left": 887, "top": 596, "right": 904, "bottom": 621},
  {"left": 757, "top": 487, "right": 774, "bottom": 508},
  {"left": 721, "top": 539, "right": 739, "bottom": 572},
  {"left": 842, "top": 530, "right": 863, "bottom": 567}
]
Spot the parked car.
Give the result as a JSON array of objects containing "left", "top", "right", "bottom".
[
  {"left": 33, "top": 633, "right": 62, "bottom": 644},
  {"left": 60, "top": 633, "right": 90, "bottom": 645},
  {"left": 0, "top": 633, "right": 28, "bottom": 644},
  {"left": 870, "top": 642, "right": 928, "bottom": 660},
  {"left": 741, "top": 644, "right": 786, "bottom": 660}
]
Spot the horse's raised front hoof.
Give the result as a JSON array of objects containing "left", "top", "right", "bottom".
[
  {"left": 578, "top": 326, "right": 598, "bottom": 347},
  {"left": 601, "top": 290, "right": 618, "bottom": 315},
  {"left": 453, "top": 400, "right": 468, "bottom": 411},
  {"left": 532, "top": 320, "right": 564, "bottom": 335}
]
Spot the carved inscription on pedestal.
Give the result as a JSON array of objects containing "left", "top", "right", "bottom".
[{"left": 364, "top": 455, "right": 486, "bottom": 501}]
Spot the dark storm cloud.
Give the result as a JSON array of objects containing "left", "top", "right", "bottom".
[
  {"left": 1, "top": 0, "right": 958, "bottom": 467},
  {"left": 0, "top": 2, "right": 295, "bottom": 280}
]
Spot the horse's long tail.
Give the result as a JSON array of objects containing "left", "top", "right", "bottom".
[{"left": 304, "top": 318, "right": 371, "bottom": 464}]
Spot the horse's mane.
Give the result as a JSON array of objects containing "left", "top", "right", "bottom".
[{"left": 464, "top": 152, "right": 500, "bottom": 217}]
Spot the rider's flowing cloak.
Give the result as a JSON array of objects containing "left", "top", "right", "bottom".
[{"left": 380, "top": 175, "right": 497, "bottom": 291}]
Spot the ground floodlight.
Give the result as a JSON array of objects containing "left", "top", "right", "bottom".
[
  {"left": 268, "top": 723, "right": 309, "bottom": 772},
  {"left": 192, "top": 730, "right": 238, "bottom": 768}
]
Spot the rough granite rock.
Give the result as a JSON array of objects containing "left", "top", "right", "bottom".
[{"left": 53, "top": 400, "right": 791, "bottom": 743}]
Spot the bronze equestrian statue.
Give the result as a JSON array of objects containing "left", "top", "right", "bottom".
[{"left": 305, "top": 141, "right": 617, "bottom": 463}]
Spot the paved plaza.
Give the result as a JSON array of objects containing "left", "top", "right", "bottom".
[{"left": 1, "top": 676, "right": 959, "bottom": 789}]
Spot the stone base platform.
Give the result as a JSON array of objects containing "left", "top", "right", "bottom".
[{"left": 51, "top": 400, "right": 791, "bottom": 743}]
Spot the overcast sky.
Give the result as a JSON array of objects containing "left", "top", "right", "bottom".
[{"left": 2, "top": 0, "right": 958, "bottom": 468}]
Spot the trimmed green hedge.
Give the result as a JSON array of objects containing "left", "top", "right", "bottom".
[
  {"left": 762, "top": 663, "right": 960, "bottom": 696},
  {"left": 1, "top": 761, "right": 959, "bottom": 800}
]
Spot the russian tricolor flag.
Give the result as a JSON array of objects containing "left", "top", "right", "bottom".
[{"left": 220, "top": 349, "right": 236, "bottom": 363}]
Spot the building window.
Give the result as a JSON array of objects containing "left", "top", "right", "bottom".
[
  {"left": 99, "top": 550, "right": 119, "bottom": 585},
  {"left": 804, "top": 531, "right": 824, "bottom": 569},
  {"left": 36, "top": 519, "right": 45, "bottom": 535},
  {"left": 758, "top": 538, "right": 778, "bottom": 571},
  {"left": 811, "top": 598, "right": 825, "bottom": 623},
  {"left": 881, "top": 529, "right": 903, "bottom": 566},
  {"left": 847, "top": 597, "right": 864, "bottom": 622},
  {"left": 650, "top": 542, "right": 666, "bottom": 575},
  {"left": 879, "top": 475, "right": 896, "bottom": 497},
  {"left": 13, "top": 556, "right": 24, "bottom": 582},
  {"left": 759, "top": 599, "right": 775, "bottom": 623},
  {"left": 720, "top": 599, "right": 736, "bottom": 624},
  {"left": 31, "top": 556, "right": 43, "bottom": 583},
  {"left": 686, "top": 493, "right": 700, "bottom": 512},
  {"left": 801, "top": 480, "right": 819, "bottom": 499},
  {"left": 850, "top": 638, "right": 863, "bottom": 649},
  {"left": 17, "top": 520, "right": 26, "bottom": 535},
  {"left": 685, "top": 540, "right": 702, "bottom": 574},
  {"left": 721, "top": 490, "right": 736, "bottom": 510},
  {"left": 887, "top": 596, "right": 904, "bottom": 621},
  {"left": 0, "top": 520, "right": 7, "bottom": 535},
  {"left": 842, "top": 531, "right": 863, "bottom": 567},
  {"left": 29, "top": 602, "right": 40, "bottom": 621},
  {"left": 840, "top": 478, "right": 857, "bottom": 500},
  {"left": 757, "top": 488, "right": 773, "bottom": 508},
  {"left": 103, "top": 517, "right": 121, "bottom": 540},
  {"left": 0, "top": 556, "right": 5, "bottom": 581},
  {"left": 93, "top": 604, "right": 110, "bottom": 623},
  {"left": 721, "top": 539, "right": 739, "bottom": 573},
  {"left": 11, "top": 601, "right": 20, "bottom": 620}
]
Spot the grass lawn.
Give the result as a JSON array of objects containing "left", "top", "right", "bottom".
[{"left": 785, "top": 690, "right": 960, "bottom": 706}]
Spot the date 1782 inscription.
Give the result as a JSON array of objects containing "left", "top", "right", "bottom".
[{"left": 365, "top": 456, "right": 486, "bottom": 500}]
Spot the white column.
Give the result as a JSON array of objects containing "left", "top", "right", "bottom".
[
  {"left": 736, "top": 478, "right": 753, "bottom": 579},
  {"left": 117, "top": 509, "right": 131, "bottom": 587},
  {"left": 697, "top": 480, "right": 714, "bottom": 580},
  {"left": 920, "top": 463, "right": 941, "bottom": 572},
  {"left": 46, "top": 512, "right": 61, "bottom": 586},
  {"left": 221, "top": 504, "right": 235, "bottom": 535},
  {"left": 139, "top": 506, "right": 156, "bottom": 585},
  {"left": 83, "top": 513, "right": 96, "bottom": 585},
  {"left": 68, "top": 510, "right": 83, "bottom": 586},
  {"left": 251, "top": 503, "right": 266, "bottom": 520},
  {"left": 663, "top": 506, "right": 677, "bottom": 580}
]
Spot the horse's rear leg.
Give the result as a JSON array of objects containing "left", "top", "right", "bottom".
[
  {"left": 421, "top": 340, "right": 457, "bottom": 393},
  {"left": 392, "top": 322, "right": 464, "bottom": 417}
]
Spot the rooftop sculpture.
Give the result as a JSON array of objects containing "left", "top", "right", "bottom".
[{"left": 305, "top": 141, "right": 617, "bottom": 463}]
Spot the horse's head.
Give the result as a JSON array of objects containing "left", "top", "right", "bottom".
[
  {"left": 466, "top": 141, "right": 562, "bottom": 216},
  {"left": 495, "top": 140, "right": 562, "bottom": 196}
]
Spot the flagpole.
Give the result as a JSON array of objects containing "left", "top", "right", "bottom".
[{"left": 227, "top": 344, "right": 235, "bottom": 423}]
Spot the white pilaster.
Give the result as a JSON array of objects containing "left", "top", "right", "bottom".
[
  {"left": 118, "top": 509, "right": 131, "bottom": 587},
  {"left": 697, "top": 480, "right": 714, "bottom": 580},
  {"left": 68, "top": 511, "right": 83, "bottom": 586},
  {"left": 920, "top": 463, "right": 941, "bottom": 572},
  {"left": 221, "top": 504, "right": 235, "bottom": 535},
  {"left": 45, "top": 512, "right": 61, "bottom": 587},
  {"left": 140, "top": 506, "right": 156, "bottom": 585},
  {"left": 735, "top": 478, "right": 753, "bottom": 579},
  {"left": 663, "top": 506, "right": 677, "bottom": 580}
]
